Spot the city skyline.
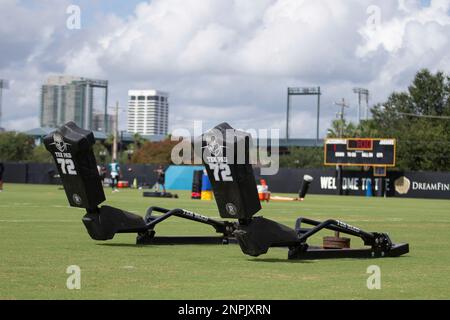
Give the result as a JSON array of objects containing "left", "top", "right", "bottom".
[
  {"left": 38, "top": 74, "right": 170, "bottom": 136},
  {"left": 40, "top": 75, "right": 110, "bottom": 132}
]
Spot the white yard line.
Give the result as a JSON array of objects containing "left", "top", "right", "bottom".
[
  {"left": 0, "top": 220, "right": 78, "bottom": 223},
  {"left": 0, "top": 204, "right": 72, "bottom": 208}
]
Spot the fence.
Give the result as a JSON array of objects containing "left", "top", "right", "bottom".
[
  {"left": 3, "top": 163, "right": 450, "bottom": 200},
  {"left": 2, "top": 162, "right": 160, "bottom": 188},
  {"left": 254, "top": 168, "right": 450, "bottom": 200}
]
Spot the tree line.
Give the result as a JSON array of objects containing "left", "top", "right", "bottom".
[
  {"left": 325, "top": 69, "right": 450, "bottom": 171},
  {"left": 1, "top": 69, "right": 449, "bottom": 172}
]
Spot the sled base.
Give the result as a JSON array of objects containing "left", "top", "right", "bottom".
[
  {"left": 136, "top": 233, "right": 237, "bottom": 245},
  {"left": 288, "top": 243, "right": 409, "bottom": 260}
]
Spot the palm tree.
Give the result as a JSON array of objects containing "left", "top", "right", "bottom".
[
  {"left": 327, "top": 119, "right": 347, "bottom": 138},
  {"left": 133, "top": 133, "right": 146, "bottom": 148},
  {"left": 327, "top": 118, "right": 380, "bottom": 138}
]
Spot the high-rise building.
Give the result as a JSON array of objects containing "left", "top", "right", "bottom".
[
  {"left": 127, "top": 90, "right": 169, "bottom": 135},
  {"left": 92, "top": 113, "right": 114, "bottom": 133},
  {"left": 40, "top": 75, "right": 109, "bottom": 132}
]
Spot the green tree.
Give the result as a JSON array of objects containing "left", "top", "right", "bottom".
[
  {"left": 0, "top": 132, "right": 35, "bottom": 161},
  {"left": 132, "top": 133, "right": 146, "bottom": 149},
  {"left": 280, "top": 147, "right": 324, "bottom": 169},
  {"left": 327, "top": 119, "right": 380, "bottom": 139},
  {"left": 131, "top": 139, "right": 178, "bottom": 165},
  {"left": 408, "top": 69, "right": 448, "bottom": 116},
  {"left": 93, "top": 141, "right": 110, "bottom": 164},
  {"left": 327, "top": 119, "right": 358, "bottom": 138},
  {"left": 30, "top": 144, "right": 53, "bottom": 163},
  {"left": 324, "top": 69, "right": 450, "bottom": 171},
  {"left": 369, "top": 69, "right": 450, "bottom": 171}
]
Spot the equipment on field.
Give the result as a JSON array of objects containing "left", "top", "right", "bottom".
[
  {"left": 323, "top": 233, "right": 351, "bottom": 249},
  {"left": 117, "top": 181, "right": 129, "bottom": 189},
  {"left": 200, "top": 123, "right": 408, "bottom": 259},
  {"left": 191, "top": 170, "right": 203, "bottom": 199},
  {"left": 258, "top": 175, "right": 314, "bottom": 202},
  {"left": 299, "top": 175, "right": 313, "bottom": 199},
  {"left": 200, "top": 172, "right": 213, "bottom": 201},
  {"left": 257, "top": 179, "right": 270, "bottom": 202},
  {"left": 45, "top": 121, "right": 409, "bottom": 260},
  {"left": 143, "top": 191, "right": 179, "bottom": 199},
  {"left": 44, "top": 122, "right": 235, "bottom": 245}
]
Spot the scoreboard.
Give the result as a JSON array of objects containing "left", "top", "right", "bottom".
[{"left": 324, "top": 138, "right": 396, "bottom": 167}]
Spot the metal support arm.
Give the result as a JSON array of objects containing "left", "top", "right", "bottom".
[{"left": 144, "top": 206, "right": 236, "bottom": 236}]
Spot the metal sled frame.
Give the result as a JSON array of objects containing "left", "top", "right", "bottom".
[
  {"left": 137, "top": 206, "right": 237, "bottom": 245},
  {"left": 287, "top": 217, "right": 409, "bottom": 259},
  {"left": 84, "top": 205, "right": 408, "bottom": 260},
  {"left": 81, "top": 205, "right": 238, "bottom": 245},
  {"left": 44, "top": 121, "right": 409, "bottom": 261}
]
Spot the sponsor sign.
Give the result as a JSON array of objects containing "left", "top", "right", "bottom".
[{"left": 259, "top": 168, "right": 450, "bottom": 200}]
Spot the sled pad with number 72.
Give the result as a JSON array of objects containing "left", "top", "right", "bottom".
[
  {"left": 44, "top": 121, "right": 105, "bottom": 210},
  {"left": 195, "top": 122, "right": 261, "bottom": 220}
]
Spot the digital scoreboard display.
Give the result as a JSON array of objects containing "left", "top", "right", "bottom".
[
  {"left": 324, "top": 138, "right": 396, "bottom": 167},
  {"left": 347, "top": 139, "right": 373, "bottom": 150}
]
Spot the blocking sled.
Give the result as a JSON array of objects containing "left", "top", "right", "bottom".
[{"left": 44, "top": 121, "right": 409, "bottom": 260}]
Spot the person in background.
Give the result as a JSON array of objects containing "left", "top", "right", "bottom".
[
  {"left": 97, "top": 164, "right": 102, "bottom": 178},
  {"left": 0, "top": 162, "right": 4, "bottom": 192},
  {"left": 108, "top": 159, "right": 121, "bottom": 192},
  {"left": 97, "top": 164, "right": 107, "bottom": 185},
  {"left": 154, "top": 165, "right": 166, "bottom": 194}
]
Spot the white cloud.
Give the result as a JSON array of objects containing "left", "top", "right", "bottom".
[
  {"left": 0, "top": 0, "right": 449, "bottom": 138},
  {"left": 357, "top": 0, "right": 450, "bottom": 56}
]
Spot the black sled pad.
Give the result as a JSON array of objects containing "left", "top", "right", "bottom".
[
  {"left": 234, "top": 217, "right": 299, "bottom": 257},
  {"left": 143, "top": 192, "right": 179, "bottom": 199},
  {"left": 82, "top": 206, "right": 147, "bottom": 241}
]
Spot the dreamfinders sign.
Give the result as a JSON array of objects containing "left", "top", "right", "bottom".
[
  {"left": 412, "top": 181, "right": 450, "bottom": 191},
  {"left": 395, "top": 176, "right": 450, "bottom": 194}
]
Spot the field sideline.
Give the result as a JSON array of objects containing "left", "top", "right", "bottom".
[{"left": 0, "top": 184, "right": 449, "bottom": 300}]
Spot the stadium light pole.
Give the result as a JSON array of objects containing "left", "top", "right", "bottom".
[
  {"left": 0, "top": 79, "right": 10, "bottom": 130},
  {"left": 286, "top": 87, "right": 321, "bottom": 143},
  {"left": 353, "top": 88, "right": 369, "bottom": 123}
]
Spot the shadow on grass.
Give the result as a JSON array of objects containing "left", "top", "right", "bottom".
[
  {"left": 249, "top": 255, "right": 412, "bottom": 263},
  {"left": 248, "top": 258, "right": 315, "bottom": 264},
  {"left": 97, "top": 243, "right": 153, "bottom": 248},
  {"left": 96, "top": 243, "right": 227, "bottom": 248}
]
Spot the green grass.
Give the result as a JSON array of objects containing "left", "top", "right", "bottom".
[{"left": 0, "top": 183, "right": 449, "bottom": 300}]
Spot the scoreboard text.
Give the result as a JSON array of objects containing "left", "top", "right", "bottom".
[{"left": 324, "top": 138, "right": 396, "bottom": 167}]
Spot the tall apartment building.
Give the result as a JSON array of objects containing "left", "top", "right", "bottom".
[
  {"left": 127, "top": 90, "right": 169, "bottom": 135},
  {"left": 92, "top": 113, "right": 114, "bottom": 133},
  {"left": 40, "top": 75, "right": 109, "bottom": 132}
]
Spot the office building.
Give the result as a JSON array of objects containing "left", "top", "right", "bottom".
[
  {"left": 127, "top": 90, "right": 169, "bottom": 135},
  {"left": 40, "top": 75, "right": 109, "bottom": 132},
  {"left": 92, "top": 113, "right": 114, "bottom": 133}
]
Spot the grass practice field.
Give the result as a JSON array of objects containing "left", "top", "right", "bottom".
[{"left": 1, "top": 183, "right": 449, "bottom": 300}]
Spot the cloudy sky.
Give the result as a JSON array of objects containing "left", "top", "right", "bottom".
[{"left": 0, "top": 0, "right": 449, "bottom": 138}]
